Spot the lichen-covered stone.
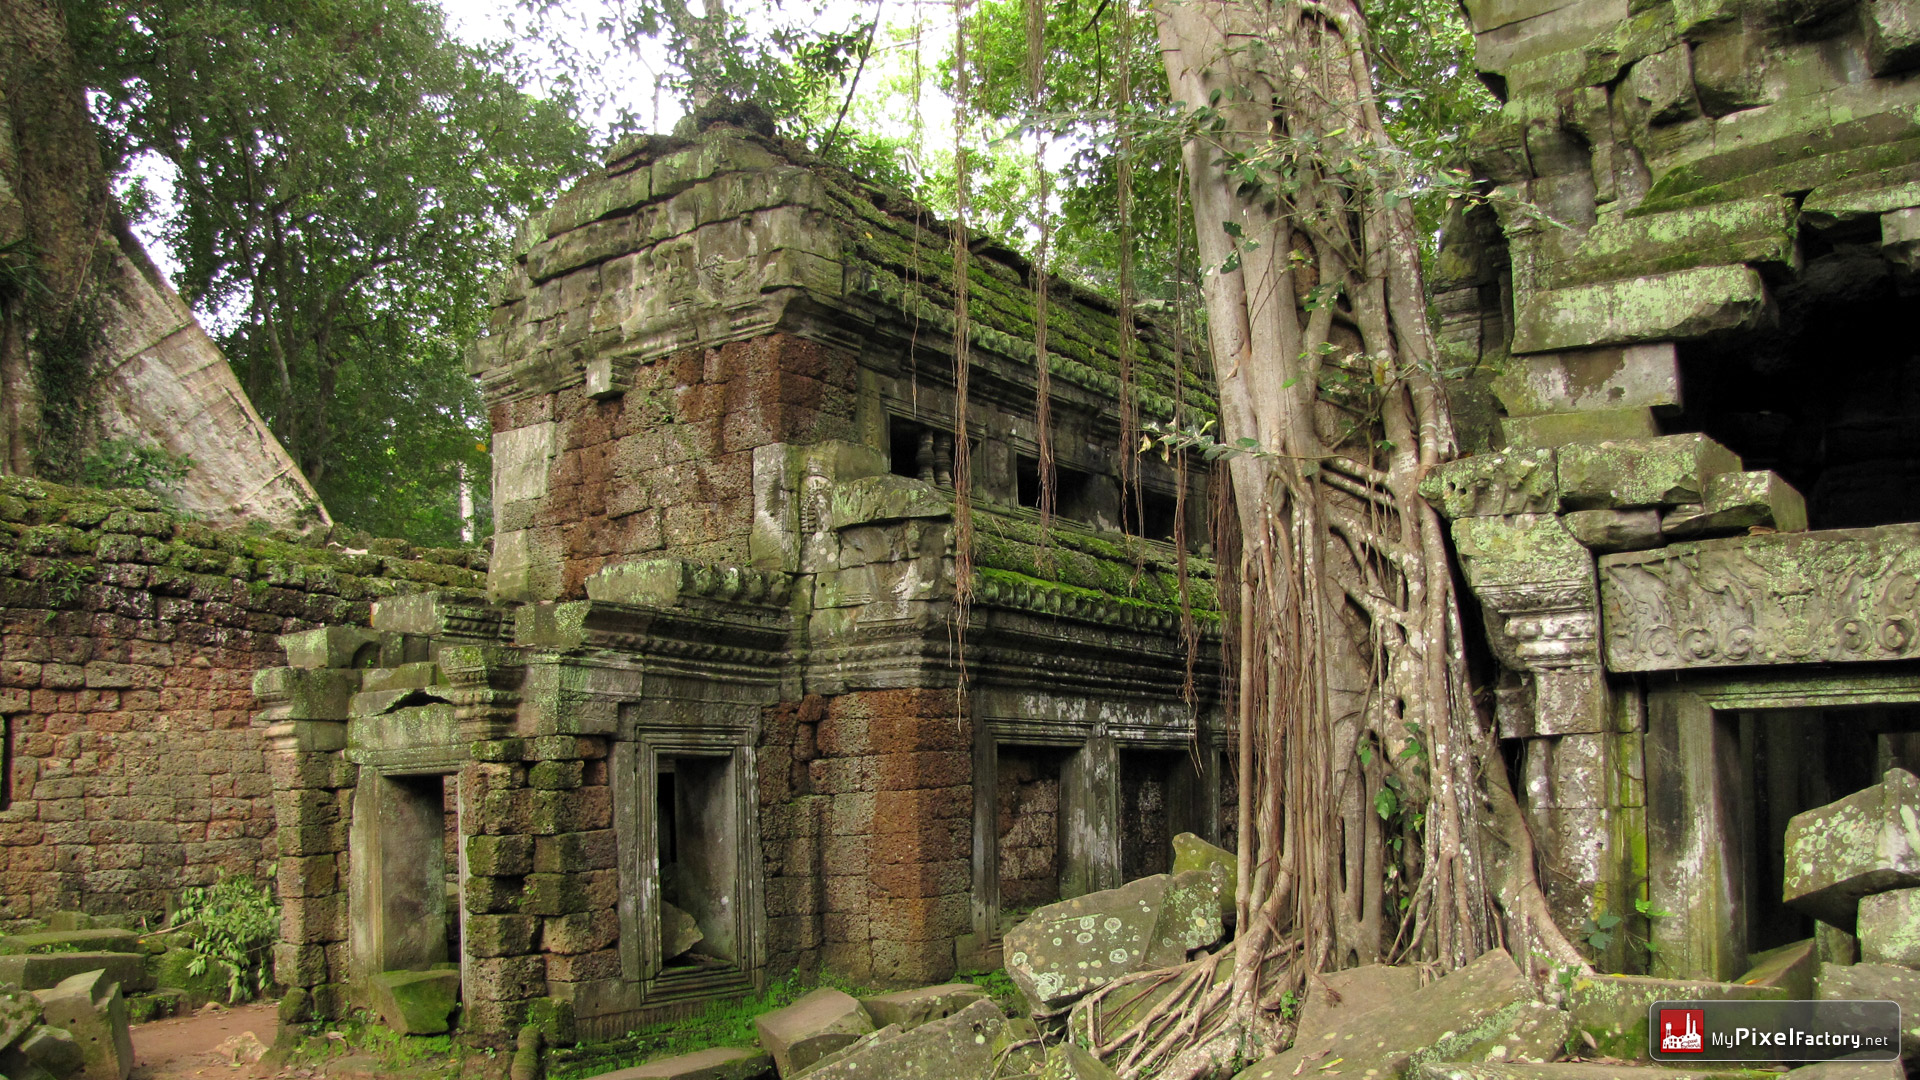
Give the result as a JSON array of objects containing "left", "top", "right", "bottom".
[
  {"left": 1510, "top": 267, "right": 1769, "bottom": 355},
  {"left": 1039, "top": 1043, "right": 1119, "bottom": 1080},
  {"left": 1784, "top": 769, "right": 1920, "bottom": 931},
  {"left": 1567, "top": 974, "right": 1787, "bottom": 1060},
  {"left": 368, "top": 969, "right": 460, "bottom": 1035},
  {"left": 1562, "top": 509, "right": 1663, "bottom": 552},
  {"left": 1290, "top": 964, "right": 1425, "bottom": 1053},
  {"left": 1171, "top": 833, "right": 1236, "bottom": 915},
  {"left": 1661, "top": 471, "right": 1807, "bottom": 538},
  {"left": 799, "top": 999, "right": 1035, "bottom": 1080},
  {"left": 1502, "top": 407, "right": 1661, "bottom": 449},
  {"left": 1858, "top": 888, "right": 1920, "bottom": 966},
  {"left": 0, "top": 953, "right": 152, "bottom": 994},
  {"left": 1004, "top": 870, "right": 1224, "bottom": 1013},
  {"left": 753, "top": 988, "right": 873, "bottom": 1078},
  {"left": 662, "top": 902, "right": 704, "bottom": 960},
  {"left": 1421, "top": 449, "right": 1558, "bottom": 519},
  {"left": 1815, "top": 962, "right": 1920, "bottom": 1058},
  {"left": 1414, "top": 1064, "right": 1782, "bottom": 1080},
  {"left": 1557, "top": 434, "right": 1742, "bottom": 511},
  {"left": 1232, "top": 950, "right": 1533, "bottom": 1080},
  {"left": 34, "top": 968, "right": 134, "bottom": 1080},
  {"left": 0, "top": 931, "right": 141, "bottom": 957},
  {"left": 860, "top": 983, "right": 988, "bottom": 1029}
]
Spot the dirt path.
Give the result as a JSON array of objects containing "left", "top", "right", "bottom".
[{"left": 129, "top": 1002, "right": 291, "bottom": 1080}]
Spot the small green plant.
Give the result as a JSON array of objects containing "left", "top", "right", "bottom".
[
  {"left": 170, "top": 875, "right": 280, "bottom": 1003},
  {"left": 38, "top": 561, "right": 95, "bottom": 612},
  {"left": 80, "top": 438, "right": 194, "bottom": 493},
  {"left": 1580, "top": 897, "right": 1675, "bottom": 965}
]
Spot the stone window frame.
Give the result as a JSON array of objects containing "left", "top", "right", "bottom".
[
  {"left": 1646, "top": 668, "right": 1920, "bottom": 983},
  {"left": 609, "top": 717, "right": 765, "bottom": 998}
]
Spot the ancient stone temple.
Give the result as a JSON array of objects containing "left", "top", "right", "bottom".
[
  {"left": 1429, "top": 0, "right": 1920, "bottom": 982},
  {"left": 258, "top": 129, "right": 1224, "bottom": 1039}
]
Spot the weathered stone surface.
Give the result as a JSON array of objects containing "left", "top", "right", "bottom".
[
  {"left": 799, "top": 1000, "right": 1035, "bottom": 1080},
  {"left": 1862, "top": 0, "right": 1920, "bottom": 75},
  {"left": 1816, "top": 922, "right": 1859, "bottom": 966},
  {"left": 1039, "top": 1043, "right": 1118, "bottom": 1080},
  {"left": 1557, "top": 434, "right": 1741, "bottom": 512},
  {"left": 1510, "top": 267, "right": 1769, "bottom": 355},
  {"left": 1422, "top": 449, "right": 1558, "bottom": 519},
  {"left": 1567, "top": 974, "right": 1788, "bottom": 1060},
  {"left": 596, "top": 1046, "right": 774, "bottom": 1080},
  {"left": 1232, "top": 950, "right": 1533, "bottom": 1080},
  {"left": 0, "top": 953, "right": 152, "bottom": 993},
  {"left": 1414, "top": 1065, "right": 1781, "bottom": 1080},
  {"left": 0, "top": 986, "right": 43, "bottom": 1050},
  {"left": 1815, "top": 963, "right": 1920, "bottom": 1058},
  {"left": 1735, "top": 938, "right": 1816, "bottom": 998},
  {"left": 1661, "top": 471, "right": 1807, "bottom": 539},
  {"left": 18, "top": 1024, "right": 85, "bottom": 1076},
  {"left": 368, "top": 969, "right": 460, "bottom": 1035},
  {"left": 1171, "top": 833, "right": 1236, "bottom": 915},
  {"left": 752, "top": 988, "right": 873, "bottom": 1078},
  {"left": 1005, "top": 871, "right": 1224, "bottom": 1012},
  {"left": 663, "top": 902, "right": 705, "bottom": 960},
  {"left": 150, "top": 947, "right": 238, "bottom": 1002},
  {"left": 1503, "top": 407, "right": 1661, "bottom": 449},
  {"left": 1562, "top": 510, "right": 1663, "bottom": 553},
  {"left": 1784, "top": 770, "right": 1920, "bottom": 930},
  {"left": 1291, "top": 964, "right": 1425, "bottom": 1052},
  {"left": 1785, "top": 1058, "right": 1904, "bottom": 1080},
  {"left": 1602, "top": 526, "right": 1920, "bottom": 672},
  {"left": 0, "top": 931, "right": 141, "bottom": 956},
  {"left": 860, "top": 984, "right": 987, "bottom": 1029},
  {"left": 1858, "top": 888, "right": 1920, "bottom": 965},
  {"left": 34, "top": 969, "right": 133, "bottom": 1080}
]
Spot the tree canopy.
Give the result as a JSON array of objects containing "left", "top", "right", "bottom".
[{"left": 63, "top": 0, "right": 592, "bottom": 543}]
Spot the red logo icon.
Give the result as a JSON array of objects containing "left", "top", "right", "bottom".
[{"left": 1659, "top": 1009, "right": 1705, "bottom": 1053}]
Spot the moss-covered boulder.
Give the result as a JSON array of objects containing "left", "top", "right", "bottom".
[
  {"left": 1171, "top": 833, "right": 1236, "bottom": 917},
  {"left": 148, "top": 947, "right": 236, "bottom": 1004},
  {"left": 368, "top": 969, "right": 460, "bottom": 1036}
]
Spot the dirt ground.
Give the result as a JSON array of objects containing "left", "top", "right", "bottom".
[{"left": 128, "top": 1002, "right": 292, "bottom": 1080}]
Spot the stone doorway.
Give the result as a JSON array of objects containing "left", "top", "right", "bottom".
[
  {"left": 655, "top": 754, "right": 742, "bottom": 970},
  {"left": 1119, "top": 749, "right": 1204, "bottom": 882},
  {"left": 1647, "top": 669, "right": 1920, "bottom": 980},
  {"left": 348, "top": 770, "right": 463, "bottom": 989},
  {"left": 995, "top": 746, "right": 1069, "bottom": 923}
]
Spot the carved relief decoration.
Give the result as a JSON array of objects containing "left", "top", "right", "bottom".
[{"left": 1601, "top": 524, "right": 1920, "bottom": 671}]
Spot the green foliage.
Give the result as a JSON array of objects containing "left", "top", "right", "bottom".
[
  {"left": 169, "top": 875, "right": 279, "bottom": 1003},
  {"left": 64, "top": 0, "right": 592, "bottom": 545},
  {"left": 81, "top": 438, "right": 193, "bottom": 494},
  {"left": 547, "top": 975, "right": 827, "bottom": 1078},
  {"left": 38, "top": 560, "right": 96, "bottom": 610}
]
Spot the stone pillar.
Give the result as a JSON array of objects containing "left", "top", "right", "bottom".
[
  {"left": 459, "top": 744, "right": 545, "bottom": 1036},
  {"left": 259, "top": 631, "right": 367, "bottom": 1021},
  {"left": 523, "top": 734, "right": 615, "bottom": 1043},
  {"left": 1060, "top": 733, "right": 1120, "bottom": 898}
]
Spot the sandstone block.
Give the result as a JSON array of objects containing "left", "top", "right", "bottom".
[
  {"left": 595, "top": 1046, "right": 773, "bottom": 1080},
  {"left": 1662, "top": 471, "right": 1807, "bottom": 538},
  {"left": 1171, "top": 833, "right": 1237, "bottom": 916},
  {"left": 752, "top": 987, "right": 873, "bottom": 1078},
  {"left": 369, "top": 969, "right": 460, "bottom": 1035},
  {"left": 1858, "top": 888, "right": 1920, "bottom": 966},
  {"left": 1568, "top": 973, "right": 1786, "bottom": 1060},
  {"left": 1291, "top": 964, "right": 1424, "bottom": 1052},
  {"left": 1816, "top": 962, "right": 1920, "bottom": 1058},
  {"left": 1863, "top": 0, "right": 1920, "bottom": 75},
  {"left": 0, "top": 952, "right": 152, "bottom": 993},
  {"left": 0, "top": 985, "right": 43, "bottom": 1050},
  {"left": 1735, "top": 938, "right": 1816, "bottom": 998},
  {"left": 860, "top": 983, "right": 988, "bottom": 1029},
  {"left": 1005, "top": 870, "right": 1224, "bottom": 1013},
  {"left": 801, "top": 999, "right": 1036, "bottom": 1080},
  {"left": 1784, "top": 769, "right": 1920, "bottom": 931},
  {"left": 1412, "top": 1064, "right": 1779, "bottom": 1080},
  {"left": 34, "top": 969, "right": 133, "bottom": 1080},
  {"left": 18, "top": 1024, "right": 85, "bottom": 1076},
  {"left": 1511, "top": 267, "right": 1769, "bottom": 355},
  {"left": 1040, "top": 1043, "right": 1118, "bottom": 1079},
  {"left": 1562, "top": 509, "right": 1663, "bottom": 553},
  {"left": 1233, "top": 950, "right": 1533, "bottom": 1080},
  {"left": 1502, "top": 408, "right": 1661, "bottom": 449},
  {"left": 1557, "top": 433, "right": 1742, "bottom": 511},
  {"left": 0, "top": 930, "right": 140, "bottom": 955}
]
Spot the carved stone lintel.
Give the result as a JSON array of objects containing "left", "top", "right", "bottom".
[{"left": 1601, "top": 523, "right": 1920, "bottom": 672}]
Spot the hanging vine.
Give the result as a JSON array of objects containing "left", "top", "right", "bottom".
[{"left": 950, "top": 0, "right": 976, "bottom": 700}]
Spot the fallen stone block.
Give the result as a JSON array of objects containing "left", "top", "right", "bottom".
[
  {"left": 0, "top": 931, "right": 142, "bottom": 956},
  {"left": 1857, "top": 888, "right": 1920, "bottom": 966},
  {"left": 1816, "top": 922, "right": 1858, "bottom": 965},
  {"left": 1568, "top": 974, "right": 1786, "bottom": 1060},
  {"left": 1662, "top": 471, "right": 1807, "bottom": 539},
  {"left": 0, "top": 953, "right": 152, "bottom": 993},
  {"left": 1039, "top": 1043, "right": 1118, "bottom": 1079},
  {"left": 1292, "top": 964, "right": 1425, "bottom": 1052},
  {"left": 34, "top": 969, "right": 133, "bottom": 1080},
  {"left": 18, "top": 1025, "right": 85, "bottom": 1076},
  {"left": 1412, "top": 999, "right": 1569, "bottom": 1067},
  {"left": 1562, "top": 509, "right": 1663, "bottom": 553},
  {"left": 801, "top": 999, "right": 1037, "bottom": 1080},
  {"left": 1067, "top": 945, "right": 1235, "bottom": 1050},
  {"left": 1412, "top": 1063, "right": 1781, "bottom": 1080},
  {"left": 752, "top": 988, "right": 872, "bottom": 1078},
  {"left": 1736, "top": 938, "right": 1816, "bottom": 998},
  {"left": 663, "top": 902, "right": 705, "bottom": 960},
  {"left": 861, "top": 984, "right": 987, "bottom": 1029},
  {"left": 1171, "top": 833, "right": 1237, "bottom": 915},
  {"left": 1815, "top": 962, "right": 1920, "bottom": 1058},
  {"left": 0, "top": 985, "right": 44, "bottom": 1052},
  {"left": 595, "top": 1046, "right": 773, "bottom": 1080},
  {"left": 1005, "top": 870, "right": 1224, "bottom": 1012},
  {"left": 1784, "top": 769, "right": 1920, "bottom": 931},
  {"left": 1231, "top": 949, "right": 1533, "bottom": 1080},
  {"left": 368, "top": 969, "right": 460, "bottom": 1035}
]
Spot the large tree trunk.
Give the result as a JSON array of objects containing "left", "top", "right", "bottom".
[{"left": 1068, "top": 0, "right": 1590, "bottom": 1073}]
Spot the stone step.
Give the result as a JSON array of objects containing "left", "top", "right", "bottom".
[
  {"left": 0, "top": 951, "right": 152, "bottom": 993},
  {"left": 0, "top": 930, "right": 141, "bottom": 956}
]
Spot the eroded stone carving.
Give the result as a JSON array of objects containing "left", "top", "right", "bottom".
[{"left": 1601, "top": 524, "right": 1920, "bottom": 671}]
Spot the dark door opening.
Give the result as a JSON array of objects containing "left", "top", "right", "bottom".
[{"left": 996, "top": 746, "right": 1069, "bottom": 932}]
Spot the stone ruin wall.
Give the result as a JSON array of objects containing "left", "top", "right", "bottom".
[
  {"left": 1430, "top": 0, "right": 1920, "bottom": 980},
  {"left": 0, "top": 475, "right": 484, "bottom": 926}
]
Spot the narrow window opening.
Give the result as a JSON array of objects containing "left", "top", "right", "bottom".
[
  {"left": 1122, "top": 488, "right": 1180, "bottom": 543},
  {"left": 657, "top": 754, "right": 740, "bottom": 973}
]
